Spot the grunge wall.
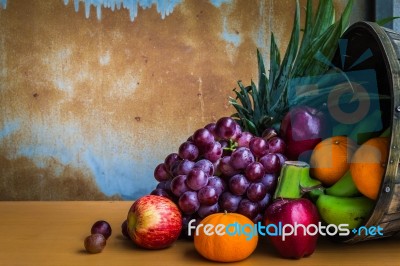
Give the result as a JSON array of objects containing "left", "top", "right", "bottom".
[{"left": 0, "top": 0, "right": 370, "bottom": 200}]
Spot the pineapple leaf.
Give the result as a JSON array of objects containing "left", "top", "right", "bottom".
[
  {"left": 270, "top": 0, "right": 300, "bottom": 112},
  {"left": 257, "top": 49, "right": 267, "bottom": 110},
  {"left": 268, "top": 33, "right": 281, "bottom": 92},
  {"left": 229, "top": 0, "right": 355, "bottom": 136}
]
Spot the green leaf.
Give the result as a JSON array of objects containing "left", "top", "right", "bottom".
[
  {"left": 271, "top": 0, "right": 300, "bottom": 106},
  {"left": 376, "top": 16, "right": 400, "bottom": 27},
  {"left": 257, "top": 49, "right": 267, "bottom": 111}
]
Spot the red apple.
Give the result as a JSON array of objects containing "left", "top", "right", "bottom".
[
  {"left": 280, "top": 106, "right": 329, "bottom": 161},
  {"left": 264, "top": 198, "right": 319, "bottom": 259},
  {"left": 127, "top": 195, "right": 182, "bottom": 249}
]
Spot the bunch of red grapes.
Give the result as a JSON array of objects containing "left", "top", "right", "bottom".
[{"left": 151, "top": 117, "right": 287, "bottom": 236}]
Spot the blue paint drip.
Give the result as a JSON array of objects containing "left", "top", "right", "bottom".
[
  {"left": 209, "top": 0, "right": 231, "bottom": 8},
  {"left": 0, "top": 0, "right": 6, "bottom": 9},
  {"left": 0, "top": 120, "right": 20, "bottom": 140},
  {"left": 221, "top": 18, "right": 241, "bottom": 47},
  {"left": 64, "top": 0, "right": 183, "bottom": 22}
]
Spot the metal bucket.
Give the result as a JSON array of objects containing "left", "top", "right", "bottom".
[{"left": 330, "top": 21, "right": 400, "bottom": 243}]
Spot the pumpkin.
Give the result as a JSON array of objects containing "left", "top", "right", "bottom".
[{"left": 193, "top": 212, "right": 258, "bottom": 262}]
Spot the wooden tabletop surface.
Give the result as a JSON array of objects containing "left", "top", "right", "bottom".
[{"left": 1, "top": 201, "right": 399, "bottom": 266}]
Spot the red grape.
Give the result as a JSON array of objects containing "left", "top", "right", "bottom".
[
  {"left": 252, "top": 213, "right": 264, "bottom": 224},
  {"left": 246, "top": 182, "right": 267, "bottom": 202},
  {"left": 237, "top": 131, "right": 254, "bottom": 148},
  {"left": 230, "top": 147, "right": 255, "bottom": 170},
  {"left": 186, "top": 169, "right": 208, "bottom": 191},
  {"left": 259, "top": 153, "right": 281, "bottom": 174},
  {"left": 178, "top": 141, "right": 199, "bottom": 161},
  {"left": 207, "top": 176, "right": 226, "bottom": 195},
  {"left": 179, "top": 191, "right": 200, "bottom": 215},
  {"left": 245, "top": 162, "right": 265, "bottom": 182},
  {"left": 164, "top": 153, "right": 180, "bottom": 172},
  {"left": 258, "top": 193, "right": 271, "bottom": 210},
  {"left": 84, "top": 234, "right": 106, "bottom": 254},
  {"left": 260, "top": 173, "right": 278, "bottom": 193},
  {"left": 193, "top": 128, "right": 215, "bottom": 150},
  {"left": 219, "top": 192, "right": 241, "bottom": 212},
  {"left": 154, "top": 163, "right": 171, "bottom": 182},
  {"left": 170, "top": 175, "right": 190, "bottom": 197},
  {"left": 249, "top": 137, "right": 269, "bottom": 158},
  {"left": 91, "top": 220, "right": 112, "bottom": 240},
  {"left": 121, "top": 220, "right": 129, "bottom": 238},
  {"left": 237, "top": 199, "right": 259, "bottom": 219},
  {"left": 204, "top": 122, "right": 217, "bottom": 138},
  {"left": 175, "top": 159, "right": 195, "bottom": 176},
  {"left": 229, "top": 174, "right": 250, "bottom": 196},
  {"left": 261, "top": 127, "right": 278, "bottom": 141},
  {"left": 198, "top": 203, "right": 219, "bottom": 218},
  {"left": 193, "top": 159, "right": 215, "bottom": 176},
  {"left": 215, "top": 117, "right": 237, "bottom": 139},
  {"left": 150, "top": 188, "right": 172, "bottom": 199},
  {"left": 203, "top": 141, "right": 223, "bottom": 162},
  {"left": 268, "top": 136, "right": 286, "bottom": 154},
  {"left": 219, "top": 156, "right": 239, "bottom": 177},
  {"left": 198, "top": 185, "right": 219, "bottom": 205}
]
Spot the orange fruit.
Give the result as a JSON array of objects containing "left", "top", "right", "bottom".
[
  {"left": 350, "top": 137, "right": 389, "bottom": 200},
  {"left": 310, "top": 136, "right": 357, "bottom": 186},
  {"left": 194, "top": 212, "right": 258, "bottom": 262}
]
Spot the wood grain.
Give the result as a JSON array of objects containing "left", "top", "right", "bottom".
[{"left": 1, "top": 201, "right": 400, "bottom": 266}]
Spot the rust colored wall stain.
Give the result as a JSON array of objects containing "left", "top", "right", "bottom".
[{"left": 0, "top": 0, "right": 368, "bottom": 200}]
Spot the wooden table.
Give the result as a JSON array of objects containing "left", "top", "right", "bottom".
[{"left": 0, "top": 201, "right": 399, "bottom": 266}]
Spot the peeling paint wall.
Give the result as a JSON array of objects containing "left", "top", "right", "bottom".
[{"left": 0, "top": 0, "right": 369, "bottom": 200}]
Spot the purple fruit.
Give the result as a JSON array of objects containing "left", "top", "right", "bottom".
[
  {"left": 178, "top": 141, "right": 199, "bottom": 161},
  {"left": 260, "top": 173, "right": 278, "bottom": 193},
  {"left": 249, "top": 137, "right": 269, "bottom": 158},
  {"left": 280, "top": 106, "right": 329, "bottom": 160},
  {"left": 237, "top": 131, "right": 254, "bottom": 148},
  {"left": 154, "top": 163, "right": 171, "bottom": 182},
  {"left": 121, "top": 220, "right": 129, "bottom": 238},
  {"left": 84, "top": 234, "right": 106, "bottom": 254},
  {"left": 215, "top": 117, "right": 237, "bottom": 139},
  {"left": 259, "top": 153, "right": 281, "bottom": 174},
  {"left": 245, "top": 162, "right": 265, "bottom": 182},
  {"left": 268, "top": 137, "right": 286, "bottom": 154},
  {"left": 230, "top": 147, "right": 255, "bottom": 170},
  {"left": 219, "top": 192, "right": 242, "bottom": 212},
  {"left": 150, "top": 188, "right": 172, "bottom": 200},
  {"left": 237, "top": 199, "right": 259, "bottom": 219},
  {"left": 229, "top": 174, "right": 250, "bottom": 196},
  {"left": 91, "top": 220, "right": 112, "bottom": 240}
]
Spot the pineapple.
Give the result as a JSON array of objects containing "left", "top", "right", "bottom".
[{"left": 230, "top": 0, "right": 354, "bottom": 136}]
